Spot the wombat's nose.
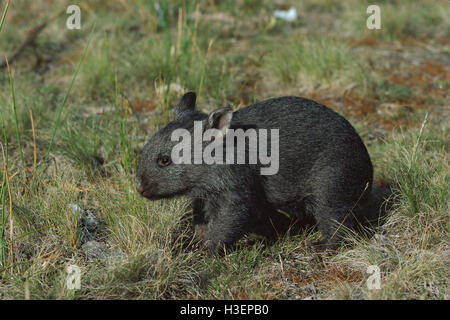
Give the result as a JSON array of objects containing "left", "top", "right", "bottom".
[{"left": 135, "top": 177, "right": 144, "bottom": 193}]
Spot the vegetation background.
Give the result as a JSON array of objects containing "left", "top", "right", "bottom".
[{"left": 0, "top": 0, "right": 448, "bottom": 299}]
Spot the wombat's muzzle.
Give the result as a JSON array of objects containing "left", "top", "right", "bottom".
[
  {"left": 135, "top": 176, "right": 156, "bottom": 199},
  {"left": 135, "top": 177, "right": 150, "bottom": 195},
  {"left": 135, "top": 177, "right": 144, "bottom": 194}
]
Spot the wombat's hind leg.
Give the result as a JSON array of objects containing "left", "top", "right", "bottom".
[{"left": 251, "top": 208, "right": 298, "bottom": 241}]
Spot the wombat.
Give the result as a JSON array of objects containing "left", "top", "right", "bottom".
[{"left": 136, "top": 92, "right": 385, "bottom": 254}]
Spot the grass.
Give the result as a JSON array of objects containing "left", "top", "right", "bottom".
[
  {"left": 42, "top": 25, "right": 95, "bottom": 173},
  {"left": 265, "top": 37, "right": 373, "bottom": 93},
  {"left": 332, "top": 120, "right": 449, "bottom": 299},
  {"left": 78, "top": 2, "right": 235, "bottom": 114},
  {"left": 5, "top": 56, "right": 25, "bottom": 171},
  {"left": 0, "top": 140, "right": 11, "bottom": 269},
  {"left": 57, "top": 120, "right": 105, "bottom": 178},
  {"left": 375, "top": 81, "right": 414, "bottom": 102},
  {"left": 0, "top": 0, "right": 9, "bottom": 32},
  {"left": 0, "top": 0, "right": 448, "bottom": 300}
]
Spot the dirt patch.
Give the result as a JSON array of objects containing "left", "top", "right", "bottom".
[
  {"left": 390, "top": 60, "right": 449, "bottom": 101},
  {"left": 311, "top": 266, "right": 363, "bottom": 285},
  {"left": 350, "top": 34, "right": 379, "bottom": 48},
  {"left": 132, "top": 98, "right": 158, "bottom": 112}
]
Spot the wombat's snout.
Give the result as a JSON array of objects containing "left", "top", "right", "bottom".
[
  {"left": 135, "top": 177, "right": 144, "bottom": 194},
  {"left": 135, "top": 176, "right": 155, "bottom": 199},
  {"left": 135, "top": 176, "right": 150, "bottom": 196}
]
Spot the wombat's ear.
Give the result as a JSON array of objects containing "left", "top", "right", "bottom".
[
  {"left": 205, "top": 107, "right": 233, "bottom": 137},
  {"left": 173, "top": 92, "right": 196, "bottom": 120}
]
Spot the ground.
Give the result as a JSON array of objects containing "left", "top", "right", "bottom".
[{"left": 0, "top": 0, "right": 448, "bottom": 299}]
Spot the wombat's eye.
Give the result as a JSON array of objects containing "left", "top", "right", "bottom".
[{"left": 157, "top": 155, "right": 172, "bottom": 167}]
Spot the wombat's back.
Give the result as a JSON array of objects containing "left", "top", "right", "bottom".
[{"left": 232, "top": 96, "right": 373, "bottom": 207}]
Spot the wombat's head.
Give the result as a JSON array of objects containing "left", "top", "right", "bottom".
[{"left": 135, "top": 92, "right": 233, "bottom": 200}]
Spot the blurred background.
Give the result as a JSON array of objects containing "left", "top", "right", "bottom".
[{"left": 1, "top": 1, "right": 448, "bottom": 125}]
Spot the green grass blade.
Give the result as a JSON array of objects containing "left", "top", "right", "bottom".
[
  {"left": 0, "top": 113, "right": 7, "bottom": 269},
  {"left": 5, "top": 56, "right": 25, "bottom": 170},
  {"left": 0, "top": 0, "right": 10, "bottom": 33},
  {"left": 42, "top": 24, "right": 96, "bottom": 173}
]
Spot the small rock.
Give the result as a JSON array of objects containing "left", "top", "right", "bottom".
[
  {"left": 81, "top": 240, "right": 127, "bottom": 265},
  {"left": 107, "top": 248, "right": 128, "bottom": 265},
  {"left": 82, "top": 240, "right": 109, "bottom": 261},
  {"left": 68, "top": 204, "right": 83, "bottom": 215},
  {"left": 373, "top": 233, "right": 389, "bottom": 244},
  {"left": 69, "top": 204, "right": 105, "bottom": 244},
  {"left": 70, "top": 204, "right": 126, "bottom": 265}
]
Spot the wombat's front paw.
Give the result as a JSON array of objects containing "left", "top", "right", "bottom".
[
  {"left": 194, "top": 226, "right": 224, "bottom": 255},
  {"left": 194, "top": 224, "right": 208, "bottom": 241},
  {"left": 308, "top": 239, "right": 339, "bottom": 254},
  {"left": 204, "top": 239, "right": 227, "bottom": 256}
]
